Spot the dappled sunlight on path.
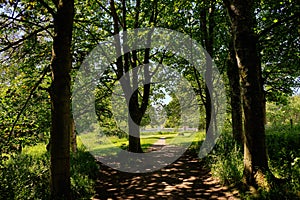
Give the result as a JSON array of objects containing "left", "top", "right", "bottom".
[{"left": 93, "top": 151, "right": 240, "bottom": 200}]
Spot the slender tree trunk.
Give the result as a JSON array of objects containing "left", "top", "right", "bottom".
[
  {"left": 227, "top": 34, "right": 243, "bottom": 143},
  {"left": 224, "top": 0, "right": 272, "bottom": 188},
  {"left": 200, "top": 0, "right": 215, "bottom": 135},
  {"left": 50, "top": 0, "right": 74, "bottom": 199}
]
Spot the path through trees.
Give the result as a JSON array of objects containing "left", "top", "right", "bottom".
[{"left": 93, "top": 143, "right": 240, "bottom": 199}]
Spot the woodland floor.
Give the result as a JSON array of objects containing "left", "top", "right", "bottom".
[{"left": 92, "top": 138, "right": 240, "bottom": 200}]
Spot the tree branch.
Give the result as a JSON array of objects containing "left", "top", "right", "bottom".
[
  {"left": 6, "top": 64, "right": 51, "bottom": 145},
  {"left": 36, "top": 0, "right": 56, "bottom": 16},
  {"left": 96, "top": 0, "right": 123, "bottom": 28},
  {"left": 0, "top": 14, "right": 54, "bottom": 37},
  {"left": 258, "top": 13, "right": 299, "bottom": 39},
  {"left": 0, "top": 25, "right": 53, "bottom": 53}
]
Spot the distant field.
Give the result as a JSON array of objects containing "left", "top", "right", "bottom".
[{"left": 78, "top": 131, "right": 205, "bottom": 156}]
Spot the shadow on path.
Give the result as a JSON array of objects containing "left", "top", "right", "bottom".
[{"left": 93, "top": 150, "right": 240, "bottom": 200}]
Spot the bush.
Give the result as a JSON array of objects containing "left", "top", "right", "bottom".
[
  {"left": 0, "top": 152, "right": 50, "bottom": 200},
  {"left": 70, "top": 145, "right": 100, "bottom": 199}
]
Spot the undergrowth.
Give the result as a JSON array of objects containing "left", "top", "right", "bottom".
[
  {"left": 208, "top": 131, "right": 244, "bottom": 186},
  {"left": 208, "top": 124, "right": 300, "bottom": 199},
  {"left": 0, "top": 143, "right": 99, "bottom": 200}
]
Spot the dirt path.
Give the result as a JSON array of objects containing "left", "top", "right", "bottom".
[
  {"left": 92, "top": 139, "right": 240, "bottom": 200},
  {"left": 147, "top": 137, "right": 166, "bottom": 152}
]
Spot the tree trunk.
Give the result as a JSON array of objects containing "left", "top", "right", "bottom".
[
  {"left": 50, "top": 0, "right": 74, "bottom": 199},
  {"left": 224, "top": 0, "right": 272, "bottom": 188},
  {"left": 200, "top": 0, "right": 215, "bottom": 135},
  {"left": 128, "top": 115, "right": 143, "bottom": 153},
  {"left": 110, "top": 0, "right": 145, "bottom": 153},
  {"left": 127, "top": 91, "right": 144, "bottom": 153},
  {"left": 227, "top": 34, "right": 243, "bottom": 143},
  {"left": 70, "top": 116, "right": 77, "bottom": 153}
]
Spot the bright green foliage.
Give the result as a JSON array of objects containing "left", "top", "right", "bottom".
[
  {"left": 210, "top": 124, "right": 300, "bottom": 199},
  {"left": 257, "top": 0, "right": 300, "bottom": 103},
  {"left": 0, "top": 0, "right": 53, "bottom": 162},
  {"left": 164, "top": 94, "right": 181, "bottom": 128},
  {"left": 0, "top": 153, "right": 50, "bottom": 200},
  {"left": 0, "top": 64, "right": 51, "bottom": 161},
  {"left": 266, "top": 95, "right": 300, "bottom": 126}
]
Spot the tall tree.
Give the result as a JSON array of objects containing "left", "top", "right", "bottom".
[
  {"left": 226, "top": 30, "right": 243, "bottom": 143},
  {"left": 0, "top": 0, "right": 75, "bottom": 197},
  {"left": 93, "top": 0, "right": 176, "bottom": 153},
  {"left": 224, "top": 0, "right": 272, "bottom": 188},
  {"left": 107, "top": 0, "right": 151, "bottom": 153},
  {"left": 198, "top": 0, "right": 216, "bottom": 135},
  {"left": 49, "top": 0, "right": 74, "bottom": 198}
]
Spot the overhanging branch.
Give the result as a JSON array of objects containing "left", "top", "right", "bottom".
[
  {"left": 258, "top": 13, "right": 299, "bottom": 39},
  {"left": 0, "top": 25, "right": 53, "bottom": 53}
]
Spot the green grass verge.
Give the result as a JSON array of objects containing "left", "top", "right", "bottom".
[{"left": 0, "top": 142, "right": 99, "bottom": 200}]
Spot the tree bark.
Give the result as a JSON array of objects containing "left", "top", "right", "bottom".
[
  {"left": 227, "top": 33, "right": 243, "bottom": 143},
  {"left": 70, "top": 116, "right": 77, "bottom": 153},
  {"left": 224, "top": 0, "right": 272, "bottom": 188},
  {"left": 128, "top": 106, "right": 143, "bottom": 153},
  {"left": 50, "top": 0, "right": 74, "bottom": 199},
  {"left": 199, "top": 0, "right": 215, "bottom": 135}
]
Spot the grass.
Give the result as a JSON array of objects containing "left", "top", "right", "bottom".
[
  {"left": 0, "top": 130, "right": 205, "bottom": 199},
  {"left": 3, "top": 124, "right": 297, "bottom": 199},
  {"left": 208, "top": 131, "right": 244, "bottom": 186},
  {"left": 78, "top": 130, "right": 205, "bottom": 156},
  {"left": 208, "top": 124, "right": 300, "bottom": 199},
  {"left": 0, "top": 142, "right": 99, "bottom": 200}
]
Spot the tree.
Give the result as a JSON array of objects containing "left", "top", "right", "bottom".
[
  {"left": 0, "top": 0, "right": 53, "bottom": 157},
  {"left": 199, "top": 0, "right": 215, "bottom": 135},
  {"left": 49, "top": 0, "right": 74, "bottom": 198},
  {"left": 224, "top": 0, "right": 273, "bottom": 188},
  {"left": 164, "top": 94, "right": 181, "bottom": 128},
  {"left": 0, "top": 0, "right": 75, "bottom": 197},
  {"left": 0, "top": 0, "right": 74, "bottom": 199},
  {"left": 90, "top": 0, "right": 192, "bottom": 153},
  {"left": 226, "top": 29, "right": 243, "bottom": 143}
]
